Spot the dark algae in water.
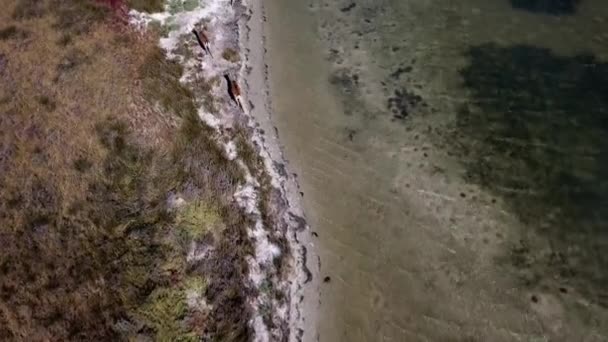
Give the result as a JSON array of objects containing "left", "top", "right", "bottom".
[
  {"left": 388, "top": 87, "right": 424, "bottom": 120},
  {"left": 455, "top": 43, "right": 608, "bottom": 306},
  {"left": 510, "top": 0, "right": 581, "bottom": 15}
]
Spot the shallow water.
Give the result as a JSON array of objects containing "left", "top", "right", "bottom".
[{"left": 264, "top": 0, "right": 608, "bottom": 340}]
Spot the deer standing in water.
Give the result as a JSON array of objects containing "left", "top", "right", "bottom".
[
  {"left": 191, "top": 28, "right": 213, "bottom": 58},
  {"left": 224, "top": 74, "right": 244, "bottom": 111}
]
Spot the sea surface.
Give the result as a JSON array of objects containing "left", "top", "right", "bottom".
[{"left": 264, "top": 0, "right": 608, "bottom": 340}]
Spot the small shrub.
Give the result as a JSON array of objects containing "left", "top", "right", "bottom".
[
  {"left": 73, "top": 157, "right": 93, "bottom": 172},
  {"left": 0, "top": 26, "right": 18, "bottom": 40},
  {"left": 3, "top": 25, "right": 30, "bottom": 40},
  {"left": 185, "top": 275, "right": 207, "bottom": 294},
  {"left": 221, "top": 48, "right": 240, "bottom": 63},
  {"left": 137, "top": 287, "right": 194, "bottom": 341},
  {"left": 36, "top": 95, "right": 56, "bottom": 111},
  {"left": 177, "top": 200, "right": 222, "bottom": 239},
  {"left": 57, "top": 33, "right": 72, "bottom": 46}
]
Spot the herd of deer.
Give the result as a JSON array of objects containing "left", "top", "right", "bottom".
[{"left": 191, "top": 22, "right": 244, "bottom": 112}]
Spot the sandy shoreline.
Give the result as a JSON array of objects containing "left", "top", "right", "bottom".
[{"left": 239, "top": 0, "right": 321, "bottom": 340}]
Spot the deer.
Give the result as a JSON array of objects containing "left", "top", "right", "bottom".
[
  {"left": 224, "top": 74, "right": 244, "bottom": 111},
  {"left": 191, "top": 27, "right": 213, "bottom": 58}
]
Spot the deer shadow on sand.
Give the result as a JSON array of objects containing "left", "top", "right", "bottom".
[{"left": 223, "top": 74, "right": 236, "bottom": 102}]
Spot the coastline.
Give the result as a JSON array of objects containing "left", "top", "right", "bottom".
[
  {"left": 129, "top": 0, "right": 319, "bottom": 340},
  {"left": 4, "top": 0, "right": 607, "bottom": 340},
  {"left": 239, "top": 0, "right": 321, "bottom": 340}
]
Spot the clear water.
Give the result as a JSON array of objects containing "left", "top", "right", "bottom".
[{"left": 265, "top": 0, "right": 608, "bottom": 340}]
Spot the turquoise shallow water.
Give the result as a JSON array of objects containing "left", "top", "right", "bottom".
[{"left": 265, "top": 0, "right": 608, "bottom": 340}]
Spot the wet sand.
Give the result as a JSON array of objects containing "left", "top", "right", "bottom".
[
  {"left": 239, "top": 0, "right": 321, "bottom": 340},
  {"left": 264, "top": 0, "right": 608, "bottom": 341}
]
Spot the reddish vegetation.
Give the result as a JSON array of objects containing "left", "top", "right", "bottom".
[
  {"left": 96, "top": 0, "right": 125, "bottom": 9},
  {"left": 95, "top": 0, "right": 129, "bottom": 24}
]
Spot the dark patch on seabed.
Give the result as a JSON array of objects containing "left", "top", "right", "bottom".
[
  {"left": 328, "top": 68, "right": 363, "bottom": 117},
  {"left": 329, "top": 68, "right": 359, "bottom": 96},
  {"left": 510, "top": 0, "right": 581, "bottom": 15},
  {"left": 340, "top": 2, "right": 356, "bottom": 13},
  {"left": 454, "top": 43, "right": 608, "bottom": 306},
  {"left": 388, "top": 88, "right": 423, "bottom": 120}
]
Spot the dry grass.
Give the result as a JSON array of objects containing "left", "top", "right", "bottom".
[
  {"left": 11, "top": 0, "right": 46, "bottom": 20},
  {"left": 139, "top": 46, "right": 198, "bottom": 120},
  {"left": 0, "top": 0, "right": 253, "bottom": 340}
]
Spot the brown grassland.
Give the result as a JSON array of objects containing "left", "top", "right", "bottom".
[{"left": 0, "top": 0, "right": 252, "bottom": 340}]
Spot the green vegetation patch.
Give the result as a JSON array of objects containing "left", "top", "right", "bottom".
[
  {"left": 185, "top": 275, "right": 207, "bottom": 295},
  {"left": 169, "top": 0, "right": 199, "bottom": 14},
  {"left": 222, "top": 48, "right": 240, "bottom": 63},
  {"left": 136, "top": 275, "right": 208, "bottom": 341},
  {"left": 137, "top": 287, "right": 196, "bottom": 341},
  {"left": 177, "top": 200, "right": 223, "bottom": 240},
  {"left": 148, "top": 17, "right": 182, "bottom": 39},
  {"left": 128, "top": 0, "right": 165, "bottom": 13}
]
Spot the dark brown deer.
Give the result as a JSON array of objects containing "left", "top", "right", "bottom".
[
  {"left": 191, "top": 28, "right": 213, "bottom": 58},
  {"left": 224, "top": 74, "right": 243, "bottom": 111}
]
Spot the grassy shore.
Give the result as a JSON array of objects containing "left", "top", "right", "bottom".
[{"left": 0, "top": 0, "right": 253, "bottom": 340}]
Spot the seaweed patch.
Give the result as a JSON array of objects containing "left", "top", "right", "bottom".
[
  {"left": 454, "top": 42, "right": 608, "bottom": 305},
  {"left": 387, "top": 87, "right": 423, "bottom": 120}
]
